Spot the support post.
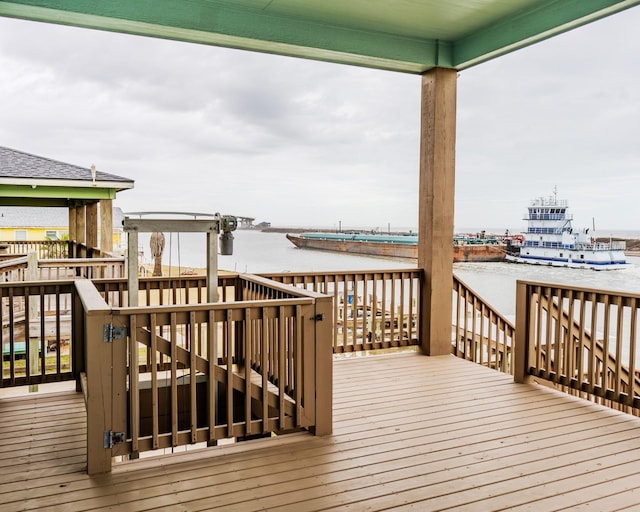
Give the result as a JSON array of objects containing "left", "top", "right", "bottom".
[
  {"left": 514, "top": 281, "right": 530, "bottom": 383},
  {"left": 76, "top": 280, "right": 114, "bottom": 474},
  {"left": 86, "top": 202, "right": 98, "bottom": 256},
  {"left": 72, "top": 286, "right": 85, "bottom": 392},
  {"left": 76, "top": 204, "right": 86, "bottom": 257},
  {"left": 100, "top": 199, "right": 113, "bottom": 254},
  {"left": 68, "top": 204, "right": 77, "bottom": 257},
  {"left": 417, "top": 67, "right": 457, "bottom": 355},
  {"left": 127, "top": 228, "right": 139, "bottom": 307},
  {"left": 207, "top": 229, "right": 219, "bottom": 303},
  {"left": 312, "top": 295, "right": 333, "bottom": 435},
  {"left": 27, "top": 251, "right": 39, "bottom": 392}
]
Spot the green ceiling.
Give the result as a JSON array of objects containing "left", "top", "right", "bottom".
[{"left": 0, "top": 0, "right": 639, "bottom": 72}]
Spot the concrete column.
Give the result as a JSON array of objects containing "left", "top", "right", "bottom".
[{"left": 417, "top": 67, "right": 457, "bottom": 356}]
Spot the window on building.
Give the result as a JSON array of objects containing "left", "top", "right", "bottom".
[
  {"left": 14, "top": 230, "right": 27, "bottom": 241},
  {"left": 45, "top": 230, "right": 59, "bottom": 240}
]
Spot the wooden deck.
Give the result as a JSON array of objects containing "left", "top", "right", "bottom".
[{"left": 2, "top": 352, "right": 640, "bottom": 511}]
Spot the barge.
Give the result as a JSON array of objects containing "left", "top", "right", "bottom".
[{"left": 286, "top": 232, "right": 508, "bottom": 262}]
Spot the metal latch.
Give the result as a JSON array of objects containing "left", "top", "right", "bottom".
[
  {"left": 103, "top": 323, "right": 126, "bottom": 343},
  {"left": 104, "top": 430, "right": 126, "bottom": 448},
  {"left": 312, "top": 314, "right": 325, "bottom": 321}
]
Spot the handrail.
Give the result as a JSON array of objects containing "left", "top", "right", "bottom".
[
  {"left": 263, "top": 269, "right": 421, "bottom": 354},
  {"left": 0, "top": 240, "right": 68, "bottom": 259},
  {"left": 1, "top": 280, "right": 77, "bottom": 387},
  {"left": 452, "top": 274, "right": 515, "bottom": 374},
  {"left": 515, "top": 280, "right": 640, "bottom": 415},
  {"left": 0, "top": 255, "right": 28, "bottom": 269},
  {"left": 0, "top": 255, "right": 125, "bottom": 281},
  {"left": 38, "top": 257, "right": 125, "bottom": 279}
]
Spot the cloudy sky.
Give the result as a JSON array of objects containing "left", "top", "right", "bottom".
[{"left": 1, "top": 8, "right": 639, "bottom": 232}]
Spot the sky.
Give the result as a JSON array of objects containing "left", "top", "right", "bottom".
[{"left": 1, "top": 8, "right": 640, "bottom": 233}]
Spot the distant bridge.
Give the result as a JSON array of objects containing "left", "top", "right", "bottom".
[{"left": 233, "top": 216, "right": 255, "bottom": 228}]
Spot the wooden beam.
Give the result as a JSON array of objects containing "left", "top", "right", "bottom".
[
  {"left": 86, "top": 202, "right": 98, "bottom": 252},
  {"left": 68, "top": 204, "right": 77, "bottom": 241},
  {"left": 100, "top": 199, "right": 113, "bottom": 254},
  {"left": 417, "top": 67, "right": 457, "bottom": 356},
  {"left": 76, "top": 204, "right": 86, "bottom": 245}
]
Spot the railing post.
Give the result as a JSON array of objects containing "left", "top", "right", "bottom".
[
  {"left": 27, "top": 251, "right": 39, "bottom": 392},
  {"left": 75, "top": 280, "right": 114, "bottom": 474},
  {"left": 72, "top": 285, "right": 86, "bottom": 392},
  {"left": 514, "top": 281, "right": 529, "bottom": 383},
  {"left": 312, "top": 294, "right": 333, "bottom": 435}
]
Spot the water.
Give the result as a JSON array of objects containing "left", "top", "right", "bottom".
[
  {"left": 139, "top": 230, "right": 413, "bottom": 274},
  {"left": 455, "top": 256, "right": 640, "bottom": 320},
  {"left": 142, "top": 230, "right": 640, "bottom": 319}
]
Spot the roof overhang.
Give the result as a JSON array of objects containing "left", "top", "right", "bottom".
[
  {"left": 0, "top": 177, "right": 134, "bottom": 191},
  {"left": 0, "top": 183, "right": 122, "bottom": 207},
  {"left": 0, "top": 0, "right": 639, "bottom": 73}
]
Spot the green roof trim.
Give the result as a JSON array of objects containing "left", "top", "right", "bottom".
[
  {"left": 0, "top": 0, "right": 450, "bottom": 72},
  {"left": 0, "top": 0, "right": 639, "bottom": 72},
  {"left": 453, "top": 0, "right": 639, "bottom": 68},
  {"left": 0, "top": 184, "right": 117, "bottom": 200}
]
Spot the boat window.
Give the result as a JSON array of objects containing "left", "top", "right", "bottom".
[{"left": 580, "top": 254, "right": 584, "bottom": 259}]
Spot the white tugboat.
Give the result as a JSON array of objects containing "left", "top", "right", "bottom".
[{"left": 505, "top": 189, "right": 628, "bottom": 270}]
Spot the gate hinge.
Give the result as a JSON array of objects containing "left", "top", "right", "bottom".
[
  {"left": 103, "top": 430, "right": 126, "bottom": 448},
  {"left": 312, "top": 314, "right": 325, "bottom": 321},
  {"left": 103, "top": 323, "right": 126, "bottom": 342}
]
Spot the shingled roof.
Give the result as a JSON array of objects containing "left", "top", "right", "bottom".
[{"left": 0, "top": 145, "right": 132, "bottom": 184}]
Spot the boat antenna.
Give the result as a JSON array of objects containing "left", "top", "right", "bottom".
[{"left": 553, "top": 185, "right": 557, "bottom": 203}]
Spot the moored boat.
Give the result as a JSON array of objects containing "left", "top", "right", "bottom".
[
  {"left": 286, "top": 231, "right": 508, "bottom": 262},
  {"left": 505, "top": 191, "right": 628, "bottom": 270}
]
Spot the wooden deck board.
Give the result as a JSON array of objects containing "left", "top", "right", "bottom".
[{"left": 2, "top": 352, "right": 640, "bottom": 511}]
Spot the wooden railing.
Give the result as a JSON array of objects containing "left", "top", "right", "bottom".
[
  {"left": 0, "top": 256, "right": 125, "bottom": 282},
  {"left": 68, "top": 240, "right": 113, "bottom": 258},
  {"left": 1, "top": 281, "right": 78, "bottom": 387},
  {"left": 0, "top": 239, "right": 117, "bottom": 260},
  {"left": 6, "top": 268, "right": 640, "bottom": 475},
  {"left": 452, "top": 275, "right": 515, "bottom": 374},
  {"left": 263, "top": 270, "right": 515, "bottom": 367},
  {"left": 38, "top": 258, "right": 125, "bottom": 279},
  {"left": 1, "top": 275, "right": 234, "bottom": 388},
  {"left": 515, "top": 280, "right": 640, "bottom": 416},
  {"left": 263, "top": 270, "right": 421, "bottom": 354},
  {"left": 76, "top": 274, "right": 332, "bottom": 474},
  {"left": 0, "top": 256, "right": 28, "bottom": 282},
  {"left": 0, "top": 240, "right": 68, "bottom": 259}
]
